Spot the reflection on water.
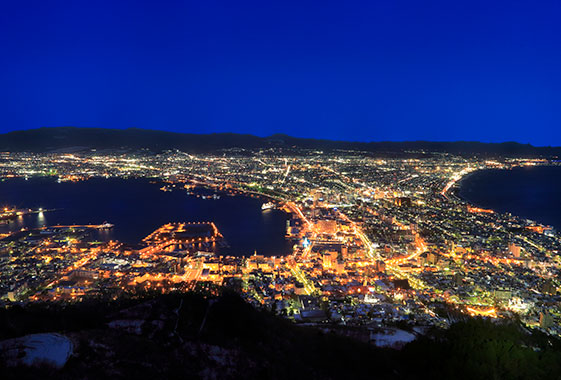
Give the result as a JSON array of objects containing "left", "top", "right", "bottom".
[{"left": 37, "top": 211, "right": 46, "bottom": 227}]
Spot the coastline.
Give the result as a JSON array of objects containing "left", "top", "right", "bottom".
[
  {"left": 453, "top": 165, "right": 561, "bottom": 229},
  {"left": 452, "top": 167, "right": 498, "bottom": 204}
]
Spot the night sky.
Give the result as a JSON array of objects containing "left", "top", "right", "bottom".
[{"left": 1, "top": 0, "right": 560, "bottom": 145}]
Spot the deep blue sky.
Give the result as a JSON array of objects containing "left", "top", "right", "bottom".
[{"left": 1, "top": 0, "right": 560, "bottom": 145}]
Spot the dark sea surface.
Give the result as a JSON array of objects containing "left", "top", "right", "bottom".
[
  {"left": 0, "top": 177, "right": 292, "bottom": 256},
  {"left": 458, "top": 166, "right": 561, "bottom": 229}
]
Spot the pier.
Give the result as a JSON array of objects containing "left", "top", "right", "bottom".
[
  {"left": 41, "top": 222, "right": 114, "bottom": 230},
  {"left": 0, "top": 207, "right": 57, "bottom": 221}
]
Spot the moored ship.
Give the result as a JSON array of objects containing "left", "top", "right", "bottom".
[{"left": 261, "top": 202, "right": 275, "bottom": 211}]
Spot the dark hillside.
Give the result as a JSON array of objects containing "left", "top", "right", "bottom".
[
  {"left": 1, "top": 292, "right": 560, "bottom": 379},
  {"left": 1, "top": 127, "right": 560, "bottom": 157}
]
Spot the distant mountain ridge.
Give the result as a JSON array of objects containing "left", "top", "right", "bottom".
[{"left": 0, "top": 127, "right": 559, "bottom": 157}]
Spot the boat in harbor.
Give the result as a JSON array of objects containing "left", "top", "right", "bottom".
[
  {"left": 99, "top": 221, "right": 114, "bottom": 229},
  {"left": 261, "top": 202, "right": 275, "bottom": 211}
]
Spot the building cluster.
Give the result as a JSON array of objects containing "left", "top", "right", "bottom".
[{"left": 1, "top": 149, "right": 560, "bottom": 339}]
